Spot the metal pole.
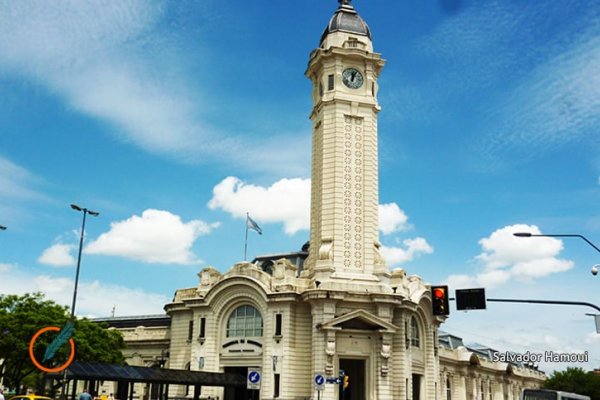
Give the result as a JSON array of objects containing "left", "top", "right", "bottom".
[
  {"left": 531, "top": 234, "right": 600, "bottom": 254},
  {"left": 515, "top": 232, "right": 600, "bottom": 254},
  {"left": 244, "top": 213, "right": 249, "bottom": 261},
  {"left": 486, "top": 298, "right": 600, "bottom": 313},
  {"left": 71, "top": 210, "right": 87, "bottom": 318}
]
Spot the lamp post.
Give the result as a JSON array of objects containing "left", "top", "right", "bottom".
[
  {"left": 513, "top": 231, "right": 600, "bottom": 276},
  {"left": 514, "top": 231, "right": 600, "bottom": 331},
  {"left": 70, "top": 204, "right": 99, "bottom": 318},
  {"left": 513, "top": 232, "right": 600, "bottom": 254},
  {"left": 60, "top": 205, "right": 99, "bottom": 400}
]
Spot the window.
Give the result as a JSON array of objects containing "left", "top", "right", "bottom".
[
  {"left": 411, "top": 316, "right": 420, "bottom": 347},
  {"left": 275, "top": 313, "right": 282, "bottom": 336},
  {"left": 328, "top": 74, "right": 334, "bottom": 90},
  {"left": 446, "top": 377, "right": 452, "bottom": 400},
  {"left": 188, "top": 320, "right": 193, "bottom": 341},
  {"left": 226, "top": 305, "right": 263, "bottom": 337},
  {"left": 274, "top": 374, "right": 280, "bottom": 398},
  {"left": 199, "top": 317, "right": 206, "bottom": 339}
]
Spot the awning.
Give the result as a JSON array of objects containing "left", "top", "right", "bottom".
[{"left": 48, "top": 361, "right": 246, "bottom": 387}]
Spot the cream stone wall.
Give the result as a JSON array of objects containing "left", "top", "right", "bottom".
[{"left": 153, "top": 264, "right": 544, "bottom": 400}]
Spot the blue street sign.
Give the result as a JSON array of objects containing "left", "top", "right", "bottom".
[
  {"left": 247, "top": 368, "right": 261, "bottom": 390},
  {"left": 249, "top": 371, "right": 261, "bottom": 383},
  {"left": 314, "top": 373, "right": 326, "bottom": 391}
]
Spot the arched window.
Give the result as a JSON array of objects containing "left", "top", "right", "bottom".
[
  {"left": 410, "top": 316, "right": 420, "bottom": 347},
  {"left": 446, "top": 377, "right": 452, "bottom": 400},
  {"left": 226, "top": 305, "right": 263, "bottom": 337}
]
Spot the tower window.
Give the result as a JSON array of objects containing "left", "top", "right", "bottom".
[
  {"left": 410, "top": 316, "right": 420, "bottom": 347},
  {"left": 328, "top": 74, "right": 334, "bottom": 90},
  {"left": 275, "top": 313, "right": 282, "bottom": 336},
  {"left": 226, "top": 305, "right": 263, "bottom": 337}
]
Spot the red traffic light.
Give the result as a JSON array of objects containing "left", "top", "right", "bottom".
[{"left": 431, "top": 285, "right": 450, "bottom": 316}]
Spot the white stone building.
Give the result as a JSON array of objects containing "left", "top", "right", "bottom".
[{"left": 102, "top": 1, "right": 545, "bottom": 399}]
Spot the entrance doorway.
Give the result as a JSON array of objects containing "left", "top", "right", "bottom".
[
  {"left": 223, "top": 367, "right": 258, "bottom": 400},
  {"left": 412, "top": 374, "right": 422, "bottom": 400},
  {"left": 339, "top": 359, "right": 366, "bottom": 400}
]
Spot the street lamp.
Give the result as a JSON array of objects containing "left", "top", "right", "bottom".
[
  {"left": 70, "top": 204, "right": 99, "bottom": 318},
  {"left": 514, "top": 230, "right": 600, "bottom": 331},
  {"left": 513, "top": 232, "right": 600, "bottom": 255}
]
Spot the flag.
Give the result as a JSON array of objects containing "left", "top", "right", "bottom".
[{"left": 247, "top": 215, "right": 263, "bottom": 235}]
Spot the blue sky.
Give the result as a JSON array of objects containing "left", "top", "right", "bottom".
[{"left": 1, "top": 0, "right": 599, "bottom": 373}]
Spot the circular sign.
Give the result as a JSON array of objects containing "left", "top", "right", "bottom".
[
  {"left": 248, "top": 371, "right": 261, "bottom": 384},
  {"left": 29, "top": 326, "right": 76, "bottom": 373},
  {"left": 314, "top": 374, "right": 325, "bottom": 386}
]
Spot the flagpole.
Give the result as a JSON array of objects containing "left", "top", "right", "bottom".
[{"left": 244, "top": 212, "right": 249, "bottom": 261}]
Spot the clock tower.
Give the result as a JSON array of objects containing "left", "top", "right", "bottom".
[{"left": 304, "top": 0, "right": 387, "bottom": 284}]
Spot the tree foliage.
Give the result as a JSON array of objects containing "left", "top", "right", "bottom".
[
  {"left": 0, "top": 293, "right": 125, "bottom": 391},
  {"left": 543, "top": 367, "right": 600, "bottom": 400}
]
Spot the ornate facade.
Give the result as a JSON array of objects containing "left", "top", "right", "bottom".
[{"left": 105, "top": 1, "right": 545, "bottom": 399}]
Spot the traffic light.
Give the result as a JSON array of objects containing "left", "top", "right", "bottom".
[
  {"left": 431, "top": 285, "right": 450, "bottom": 316},
  {"left": 343, "top": 375, "right": 349, "bottom": 390}
]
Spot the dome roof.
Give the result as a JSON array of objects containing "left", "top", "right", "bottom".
[{"left": 320, "top": 0, "right": 371, "bottom": 44}]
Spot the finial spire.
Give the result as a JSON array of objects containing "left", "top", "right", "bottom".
[{"left": 338, "top": 0, "right": 352, "bottom": 5}]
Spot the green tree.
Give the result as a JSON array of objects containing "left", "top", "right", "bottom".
[
  {"left": 0, "top": 293, "right": 125, "bottom": 392},
  {"left": 543, "top": 367, "right": 600, "bottom": 400}
]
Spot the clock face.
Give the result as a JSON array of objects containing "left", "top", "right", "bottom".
[{"left": 342, "top": 68, "right": 364, "bottom": 89}]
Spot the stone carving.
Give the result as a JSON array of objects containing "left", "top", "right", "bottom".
[
  {"left": 325, "top": 337, "right": 336, "bottom": 375},
  {"left": 374, "top": 241, "right": 386, "bottom": 266},
  {"left": 380, "top": 342, "right": 391, "bottom": 376},
  {"left": 319, "top": 237, "right": 334, "bottom": 261}
]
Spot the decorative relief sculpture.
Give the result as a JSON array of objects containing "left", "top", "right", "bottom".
[
  {"left": 380, "top": 342, "right": 391, "bottom": 376},
  {"left": 325, "top": 337, "right": 336, "bottom": 375},
  {"left": 319, "top": 237, "right": 334, "bottom": 261}
]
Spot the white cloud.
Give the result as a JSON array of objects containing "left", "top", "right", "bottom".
[
  {"left": 0, "top": 265, "right": 168, "bottom": 317},
  {"left": 381, "top": 237, "right": 433, "bottom": 266},
  {"left": 33, "top": 276, "right": 169, "bottom": 318},
  {"left": 0, "top": 263, "right": 16, "bottom": 273},
  {"left": 0, "top": 156, "right": 49, "bottom": 223},
  {"left": 445, "top": 274, "right": 477, "bottom": 290},
  {"left": 85, "top": 209, "right": 219, "bottom": 264},
  {"left": 208, "top": 176, "right": 311, "bottom": 235},
  {"left": 379, "top": 203, "right": 410, "bottom": 235},
  {"left": 0, "top": 157, "right": 44, "bottom": 201},
  {"left": 0, "top": 2, "right": 308, "bottom": 176},
  {"left": 448, "top": 224, "right": 574, "bottom": 289},
  {"left": 38, "top": 243, "right": 76, "bottom": 267},
  {"left": 209, "top": 177, "right": 415, "bottom": 238}
]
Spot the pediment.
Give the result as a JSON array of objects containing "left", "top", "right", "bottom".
[{"left": 320, "top": 309, "right": 397, "bottom": 333}]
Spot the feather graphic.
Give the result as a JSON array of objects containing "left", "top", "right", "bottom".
[{"left": 42, "top": 320, "right": 75, "bottom": 363}]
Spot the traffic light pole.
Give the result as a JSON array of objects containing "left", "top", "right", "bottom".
[
  {"left": 486, "top": 298, "right": 600, "bottom": 312},
  {"left": 449, "top": 297, "right": 600, "bottom": 312}
]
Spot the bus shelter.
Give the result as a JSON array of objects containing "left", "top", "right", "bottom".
[{"left": 47, "top": 362, "right": 246, "bottom": 400}]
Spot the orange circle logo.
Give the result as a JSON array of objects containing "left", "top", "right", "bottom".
[{"left": 29, "top": 326, "right": 76, "bottom": 373}]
